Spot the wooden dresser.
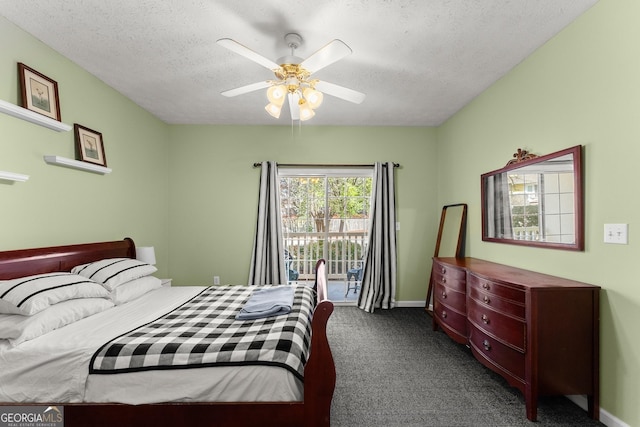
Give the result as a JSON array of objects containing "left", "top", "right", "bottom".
[{"left": 431, "top": 257, "right": 600, "bottom": 422}]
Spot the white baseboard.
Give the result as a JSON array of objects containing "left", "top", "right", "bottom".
[
  {"left": 395, "top": 300, "right": 428, "bottom": 308},
  {"left": 566, "top": 395, "right": 629, "bottom": 427}
]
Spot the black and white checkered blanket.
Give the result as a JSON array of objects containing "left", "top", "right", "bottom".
[{"left": 90, "top": 285, "right": 315, "bottom": 381}]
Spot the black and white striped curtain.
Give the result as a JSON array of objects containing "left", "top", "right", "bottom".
[
  {"left": 485, "top": 173, "right": 513, "bottom": 239},
  {"left": 248, "top": 161, "right": 287, "bottom": 286},
  {"left": 358, "top": 162, "right": 397, "bottom": 313}
]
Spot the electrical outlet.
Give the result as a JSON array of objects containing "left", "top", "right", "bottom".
[
  {"left": 213, "top": 276, "right": 220, "bottom": 285},
  {"left": 604, "top": 224, "right": 628, "bottom": 244}
]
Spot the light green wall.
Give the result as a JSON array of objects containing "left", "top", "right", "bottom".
[
  {"left": 2, "top": 1, "right": 638, "bottom": 423},
  {"left": 0, "top": 17, "right": 171, "bottom": 277},
  {"left": 168, "top": 125, "right": 438, "bottom": 302},
  {"left": 437, "top": 1, "right": 639, "bottom": 424}
]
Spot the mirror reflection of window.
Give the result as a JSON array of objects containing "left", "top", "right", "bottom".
[
  {"left": 508, "top": 173, "right": 541, "bottom": 241},
  {"left": 481, "top": 146, "right": 583, "bottom": 251}
]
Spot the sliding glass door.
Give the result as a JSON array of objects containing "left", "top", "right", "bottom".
[{"left": 279, "top": 168, "right": 372, "bottom": 303}]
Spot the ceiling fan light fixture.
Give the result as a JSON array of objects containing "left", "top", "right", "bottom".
[
  {"left": 265, "top": 103, "right": 282, "bottom": 118},
  {"left": 218, "top": 34, "right": 365, "bottom": 123},
  {"left": 267, "top": 85, "right": 286, "bottom": 106},
  {"left": 303, "top": 87, "right": 323, "bottom": 109}
]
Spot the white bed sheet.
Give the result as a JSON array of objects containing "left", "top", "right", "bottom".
[{"left": 0, "top": 286, "right": 303, "bottom": 404}]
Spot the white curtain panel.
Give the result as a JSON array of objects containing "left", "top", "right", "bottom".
[
  {"left": 248, "top": 161, "right": 287, "bottom": 286},
  {"left": 358, "top": 162, "right": 397, "bottom": 313}
]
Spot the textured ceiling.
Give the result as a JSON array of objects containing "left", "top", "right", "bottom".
[{"left": 0, "top": 1, "right": 598, "bottom": 126}]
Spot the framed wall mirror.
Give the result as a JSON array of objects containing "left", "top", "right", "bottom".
[
  {"left": 481, "top": 145, "right": 584, "bottom": 251},
  {"left": 425, "top": 203, "right": 467, "bottom": 312}
]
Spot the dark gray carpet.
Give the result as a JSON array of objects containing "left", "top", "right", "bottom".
[{"left": 327, "top": 306, "right": 604, "bottom": 427}]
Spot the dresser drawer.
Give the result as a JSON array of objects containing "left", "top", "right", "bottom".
[
  {"left": 433, "top": 299, "right": 467, "bottom": 337},
  {"left": 469, "top": 326, "right": 525, "bottom": 381},
  {"left": 468, "top": 285, "right": 525, "bottom": 319},
  {"left": 433, "top": 261, "right": 466, "bottom": 293},
  {"left": 467, "top": 297, "right": 526, "bottom": 352},
  {"left": 467, "top": 298, "right": 527, "bottom": 351},
  {"left": 434, "top": 282, "right": 466, "bottom": 312},
  {"left": 468, "top": 273, "right": 525, "bottom": 303}
]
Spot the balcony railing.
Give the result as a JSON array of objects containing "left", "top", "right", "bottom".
[{"left": 284, "top": 232, "right": 367, "bottom": 280}]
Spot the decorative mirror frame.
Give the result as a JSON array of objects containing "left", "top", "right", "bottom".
[
  {"left": 481, "top": 145, "right": 584, "bottom": 251},
  {"left": 425, "top": 203, "right": 467, "bottom": 312}
]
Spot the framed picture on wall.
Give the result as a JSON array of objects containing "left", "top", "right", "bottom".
[
  {"left": 18, "top": 63, "right": 62, "bottom": 121},
  {"left": 74, "top": 124, "right": 107, "bottom": 167}
]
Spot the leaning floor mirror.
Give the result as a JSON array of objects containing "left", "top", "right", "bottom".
[{"left": 425, "top": 203, "right": 467, "bottom": 313}]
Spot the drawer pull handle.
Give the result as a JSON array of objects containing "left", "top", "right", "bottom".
[
  {"left": 441, "top": 267, "right": 446, "bottom": 274},
  {"left": 481, "top": 314, "right": 490, "bottom": 324},
  {"left": 441, "top": 310, "right": 447, "bottom": 319},
  {"left": 483, "top": 340, "right": 491, "bottom": 351},
  {"left": 442, "top": 277, "right": 447, "bottom": 284},
  {"left": 483, "top": 295, "right": 490, "bottom": 304},
  {"left": 482, "top": 282, "right": 490, "bottom": 290},
  {"left": 441, "top": 291, "right": 447, "bottom": 299}
]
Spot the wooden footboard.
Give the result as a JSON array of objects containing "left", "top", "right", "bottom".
[{"left": 0, "top": 239, "right": 336, "bottom": 427}]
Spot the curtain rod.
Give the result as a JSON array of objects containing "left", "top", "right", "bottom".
[{"left": 253, "top": 162, "right": 400, "bottom": 168}]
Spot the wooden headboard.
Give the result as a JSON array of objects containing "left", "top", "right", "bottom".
[{"left": 0, "top": 238, "right": 136, "bottom": 280}]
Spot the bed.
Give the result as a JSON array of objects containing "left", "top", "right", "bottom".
[{"left": 0, "top": 238, "right": 335, "bottom": 427}]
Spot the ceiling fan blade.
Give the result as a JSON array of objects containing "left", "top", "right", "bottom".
[
  {"left": 217, "top": 38, "right": 280, "bottom": 71},
  {"left": 315, "top": 81, "right": 366, "bottom": 104},
  {"left": 288, "top": 92, "right": 300, "bottom": 121},
  {"left": 300, "top": 39, "right": 352, "bottom": 74},
  {"left": 221, "top": 81, "right": 272, "bottom": 97}
]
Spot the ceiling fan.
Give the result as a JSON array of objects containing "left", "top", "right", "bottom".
[{"left": 217, "top": 33, "right": 366, "bottom": 121}]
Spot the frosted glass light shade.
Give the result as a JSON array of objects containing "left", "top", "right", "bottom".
[
  {"left": 303, "top": 88, "right": 323, "bottom": 109},
  {"left": 265, "top": 103, "right": 282, "bottom": 118},
  {"left": 298, "top": 100, "right": 315, "bottom": 121},
  {"left": 136, "top": 246, "right": 156, "bottom": 265},
  {"left": 267, "top": 85, "right": 286, "bottom": 106}
]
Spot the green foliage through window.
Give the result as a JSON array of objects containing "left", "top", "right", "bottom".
[{"left": 511, "top": 205, "right": 539, "bottom": 227}]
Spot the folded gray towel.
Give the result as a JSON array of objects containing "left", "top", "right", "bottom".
[{"left": 236, "top": 285, "right": 295, "bottom": 320}]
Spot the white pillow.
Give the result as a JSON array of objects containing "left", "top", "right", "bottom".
[
  {"left": 110, "top": 276, "right": 162, "bottom": 305},
  {"left": 0, "top": 298, "right": 114, "bottom": 346},
  {"left": 0, "top": 272, "right": 110, "bottom": 315},
  {"left": 72, "top": 258, "right": 157, "bottom": 291}
]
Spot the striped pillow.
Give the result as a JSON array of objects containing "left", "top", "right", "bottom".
[
  {"left": 0, "top": 272, "right": 110, "bottom": 315},
  {"left": 71, "top": 258, "right": 157, "bottom": 291}
]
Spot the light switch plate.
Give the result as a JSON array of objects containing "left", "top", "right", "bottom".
[{"left": 604, "top": 223, "right": 628, "bottom": 244}]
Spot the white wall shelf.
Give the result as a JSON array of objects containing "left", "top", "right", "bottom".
[
  {"left": 44, "top": 155, "right": 112, "bottom": 174},
  {"left": 0, "top": 170, "right": 29, "bottom": 182},
  {"left": 0, "top": 99, "right": 72, "bottom": 132}
]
